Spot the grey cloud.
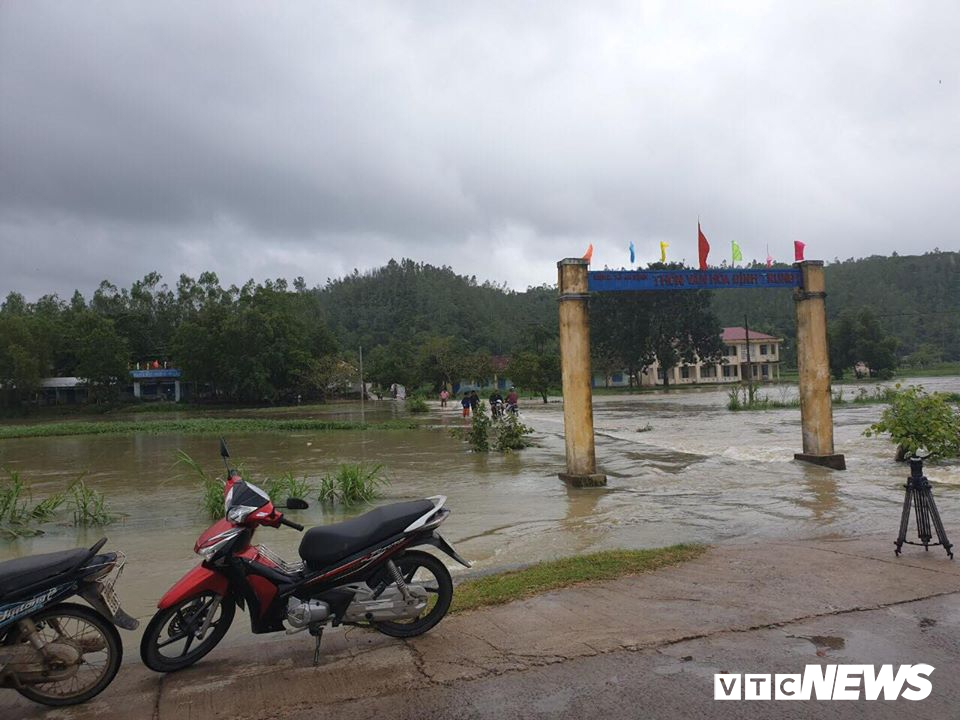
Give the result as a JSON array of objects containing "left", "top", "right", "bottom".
[{"left": 1, "top": 1, "right": 958, "bottom": 300}]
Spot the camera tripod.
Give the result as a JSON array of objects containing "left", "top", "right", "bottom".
[{"left": 895, "top": 456, "right": 953, "bottom": 559}]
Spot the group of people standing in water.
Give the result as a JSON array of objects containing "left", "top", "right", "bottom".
[{"left": 438, "top": 387, "right": 519, "bottom": 418}]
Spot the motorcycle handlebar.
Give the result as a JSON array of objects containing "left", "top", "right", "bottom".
[{"left": 278, "top": 516, "right": 304, "bottom": 532}]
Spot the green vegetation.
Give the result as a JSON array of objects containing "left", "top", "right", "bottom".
[
  {"left": 0, "top": 417, "right": 417, "bottom": 440},
  {"left": 726, "top": 385, "right": 799, "bottom": 411},
  {"left": 710, "top": 252, "right": 960, "bottom": 372},
  {"left": 317, "top": 463, "right": 388, "bottom": 506},
  {"left": 507, "top": 351, "right": 560, "bottom": 404},
  {"left": 265, "top": 471, "right": 314, "bottom": 502},
  {"left": 898, "top": 361, "right": 960, "bottom": 378},
  {"left": 493, "top": 412, "right": 535, "bottom": 452},
  {"left": 450, "top": 545, "right": 706, "bottom": 614},
  {"left": 406, "top": 396, "right": 429, "bottom": 413},
  {"left": 452, "top": 403, "right": 491, "bottom": 452},
  {"left": 176, "top": 450, "right": 226, "bottom": 520},
  {"left": 865, "top": 385, "right": 960, "bottom": 460},
  {"left": 450, "top": 404, "right": 533, "bottom": 452},
  {"left": 68, "top": 477, "right": 115, "bottom": 526},
  {"left": 3, "top": 253, "right": 956, "bottom": 414},
  {"left": 829, "top": 308, "right": 898, "bottom": 380},
  {"left": 0, "top": 471, "right": 66, "bottom": 538}
]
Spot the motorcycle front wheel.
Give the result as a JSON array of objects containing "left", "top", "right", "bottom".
[
  {"left": 9, "top": 602, "right": 122, "bottom": 707},
  {"left": 140, "top": 592, "right": 235, "bottom": 672},
  {"left": 372, "top": 550, "right": 453, "bottom": 638}
]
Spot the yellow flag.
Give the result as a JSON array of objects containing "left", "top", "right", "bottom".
[
  {"left": 732, "top": 240, "right": 743, "bottom": 263},
  {"left": 659, "top": 241, "right": 669, "bottom": 263}
]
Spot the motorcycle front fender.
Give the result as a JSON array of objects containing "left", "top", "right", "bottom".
[{"left": 158, "top": 564, "right": 229, "bottom": 609}]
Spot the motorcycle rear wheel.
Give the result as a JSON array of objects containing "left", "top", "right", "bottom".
[
  {"left": 10, "top": 602, "right": 122, "bottom": 707},
  {"left": 140, "top": 592, "right": 235, "bottom": 672},
  {"left": 372, "top": 550, "right": 453, "bottom": 638}
]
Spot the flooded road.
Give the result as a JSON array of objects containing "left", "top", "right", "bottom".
[{"left": 1, "top": 377, "right": 958, "bottom": 622}]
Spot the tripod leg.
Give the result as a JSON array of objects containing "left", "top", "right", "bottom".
[
  {"left": 924, "top": 488, "right": 954, "bottom": 559},
  {"left": 896, "top": 483, "right": 914, "bottom": 556},
  {"left": 915, "top": 488, "right": 933, "bottom": 548}
]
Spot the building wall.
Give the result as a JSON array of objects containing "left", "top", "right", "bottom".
[{"left": 591, "top": 337, "right": 782, "bottom": 388}]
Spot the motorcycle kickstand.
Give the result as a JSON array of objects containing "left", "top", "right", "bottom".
[{"left": 309, "top": 625, "right": 324, "bottom": 666}]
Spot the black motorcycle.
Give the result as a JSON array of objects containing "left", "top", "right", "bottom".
[{"left": 0, "top": 538, "right": 137, "bottom": 706}]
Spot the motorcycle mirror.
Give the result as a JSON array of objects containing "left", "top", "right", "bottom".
[
  {"left": 285, "top": 498, "right": 309, "bottom": 510},
  {"left": 219, "top": 437, "right": 230, "bottom": 458}
]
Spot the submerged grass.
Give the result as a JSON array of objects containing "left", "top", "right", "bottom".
[
  {"left": 0, "top": 417, "right": 418, "bottom": 440},
  {"left": 450, "top": 545, "right": 706, "bottom": 614},
  {"left": 176, "top": 450, "right": 226, "bottom": 520},
  {"left": 266, "top": 471, "right": 314, "bottom": 502},
  {"left": 0, "top": 471, "right": 66, "bottom": 538},
  {"left": 68, "top": 477, "right": 115, "bottom": 527},
  {"left": 317, "top": 463, "right": 388, "bottom": 506}
]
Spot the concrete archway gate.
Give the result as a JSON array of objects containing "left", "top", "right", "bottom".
[{"left": 556, "top": 258, "right": 846, "bottom": 487}]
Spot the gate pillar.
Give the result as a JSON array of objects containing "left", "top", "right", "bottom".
[
  {"left": 794, "top": 261, "right": 846, "bottom": 470},
  {"left": 557, "top": 259, "right": 607, "bottom": 486}
]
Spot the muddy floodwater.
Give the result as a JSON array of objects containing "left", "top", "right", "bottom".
[{"left": 1, "top": 377, "right": 959, "bottom": 623}]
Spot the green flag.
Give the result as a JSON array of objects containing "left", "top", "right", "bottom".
[{"left": 731, "top": 240, "right": 743, "bottom": 263}]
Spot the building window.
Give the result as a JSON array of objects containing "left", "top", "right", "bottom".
[
  {"left": 681, "top": 366, "right": 690, "bottom": 379},
  {"left": 657, "top": 368, "right": 665, "bottom": 380},
  {"left": 701, "top": 365, "right": 716, "bottom": 378},
  {"left": 762, "top": 365, "right": 769, "bottom": 378},
  {"left": 760, "top": 344, "right": 768, "bottom": 355},
  {"left": 725, "top": 345, "right": 737, "bottom": 356},
  {"left": 612, "top": 372, "right": 623, "bottom": 383},
  {"left": 723, "top": 365, "right": 739, "bottom": 378}
]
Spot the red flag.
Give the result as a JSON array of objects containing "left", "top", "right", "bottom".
[
  {"left": 698, "top": 223, "right": 710, "bottom": 270},
  {"left": 582, "top": 243, "right": 593, "bottom": 263},
  {"left": 794, "top": 240, "right": 806, "bottom": 262}
]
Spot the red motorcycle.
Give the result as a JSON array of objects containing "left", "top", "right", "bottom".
[{"left": 140, "top": 440, "right": 469, "bottom": 671}]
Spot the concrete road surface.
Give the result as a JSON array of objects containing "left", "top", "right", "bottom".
[{"left": 3, "top": 536, "right": 958, "bottom": 719}]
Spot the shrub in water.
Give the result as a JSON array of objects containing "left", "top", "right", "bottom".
[
  {"left": 865, "top": 384, "right": 960, "bottom": 460},
  {"left": 493, "top": 413, "right": 534, "bottom": 452},
  {"left": 406, "top": 396, "right": 429, "bottom": 413}
]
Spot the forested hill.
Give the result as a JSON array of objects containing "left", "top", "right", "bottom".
[
  {"left": 709, "top": 251, "right": 960, "bottom": 360},
  {"left": 315, "top": 259, "right": 557, "bottom": 355}
]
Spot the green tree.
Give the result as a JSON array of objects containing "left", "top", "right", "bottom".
[
  {"left": 829, "top": 308, "right": 898, "bottom": 380},
  {"left": 0, "top": 316, "right": 46, "bottom": 407},
  {"left": 75, "top": 313, "right": 128, "bottom": 404},
  {"left": 507, "top": 351, "right": 560, "bottom": 403},
  {"left": 865, "top": 385, "right": 960, "bottom": 460}
]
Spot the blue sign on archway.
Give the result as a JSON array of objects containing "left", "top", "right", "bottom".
[{"left": 587, "top": 268, "right": 802, "bottom": 292}]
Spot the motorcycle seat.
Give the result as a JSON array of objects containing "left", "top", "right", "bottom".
[
  {"left": 0, "top": 548, "right": 91, "bottom": 600},
  {"left": 298, "top": 499, "right": 435, "bottom": 570}
]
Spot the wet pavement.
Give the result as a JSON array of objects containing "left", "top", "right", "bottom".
[{"left": 2, "top": 535, "right": 958, "bottom": 719}]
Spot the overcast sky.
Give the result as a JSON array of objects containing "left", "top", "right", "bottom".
[{"left": 1, "top": 1, "right": 957, "bottom": 300}]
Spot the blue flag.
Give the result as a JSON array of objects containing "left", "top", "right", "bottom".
[{"left": 629, "top": 241, "right": 635, "bottom": 264}]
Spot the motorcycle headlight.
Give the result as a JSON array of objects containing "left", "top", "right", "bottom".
[
  {"left": 226, "top": 504, "right": 259, "bottom": 523},
  {"left": 197, "top": 528, "right": 243, "bottom": 561}
]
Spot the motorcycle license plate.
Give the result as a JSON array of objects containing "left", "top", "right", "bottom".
[{"left": 99, "top": 584, "right": 121, "bottom": 615}]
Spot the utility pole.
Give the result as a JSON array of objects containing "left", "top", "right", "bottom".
[
  {"left": 359, "top": 345, "right": 365, "bottom": 425},
  {"left": 744, "top": 314, "right": 754, "bottom": 403}
]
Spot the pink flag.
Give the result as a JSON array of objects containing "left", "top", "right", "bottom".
[
  {"left": 582, "top": 243, "right": 594, "bottom": 263},
  {"left": 794, "top": 241, "right": 806, "bottom": 261},
  {"left": 766, "top": 254, "right": 773, "bottom": 268}
]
